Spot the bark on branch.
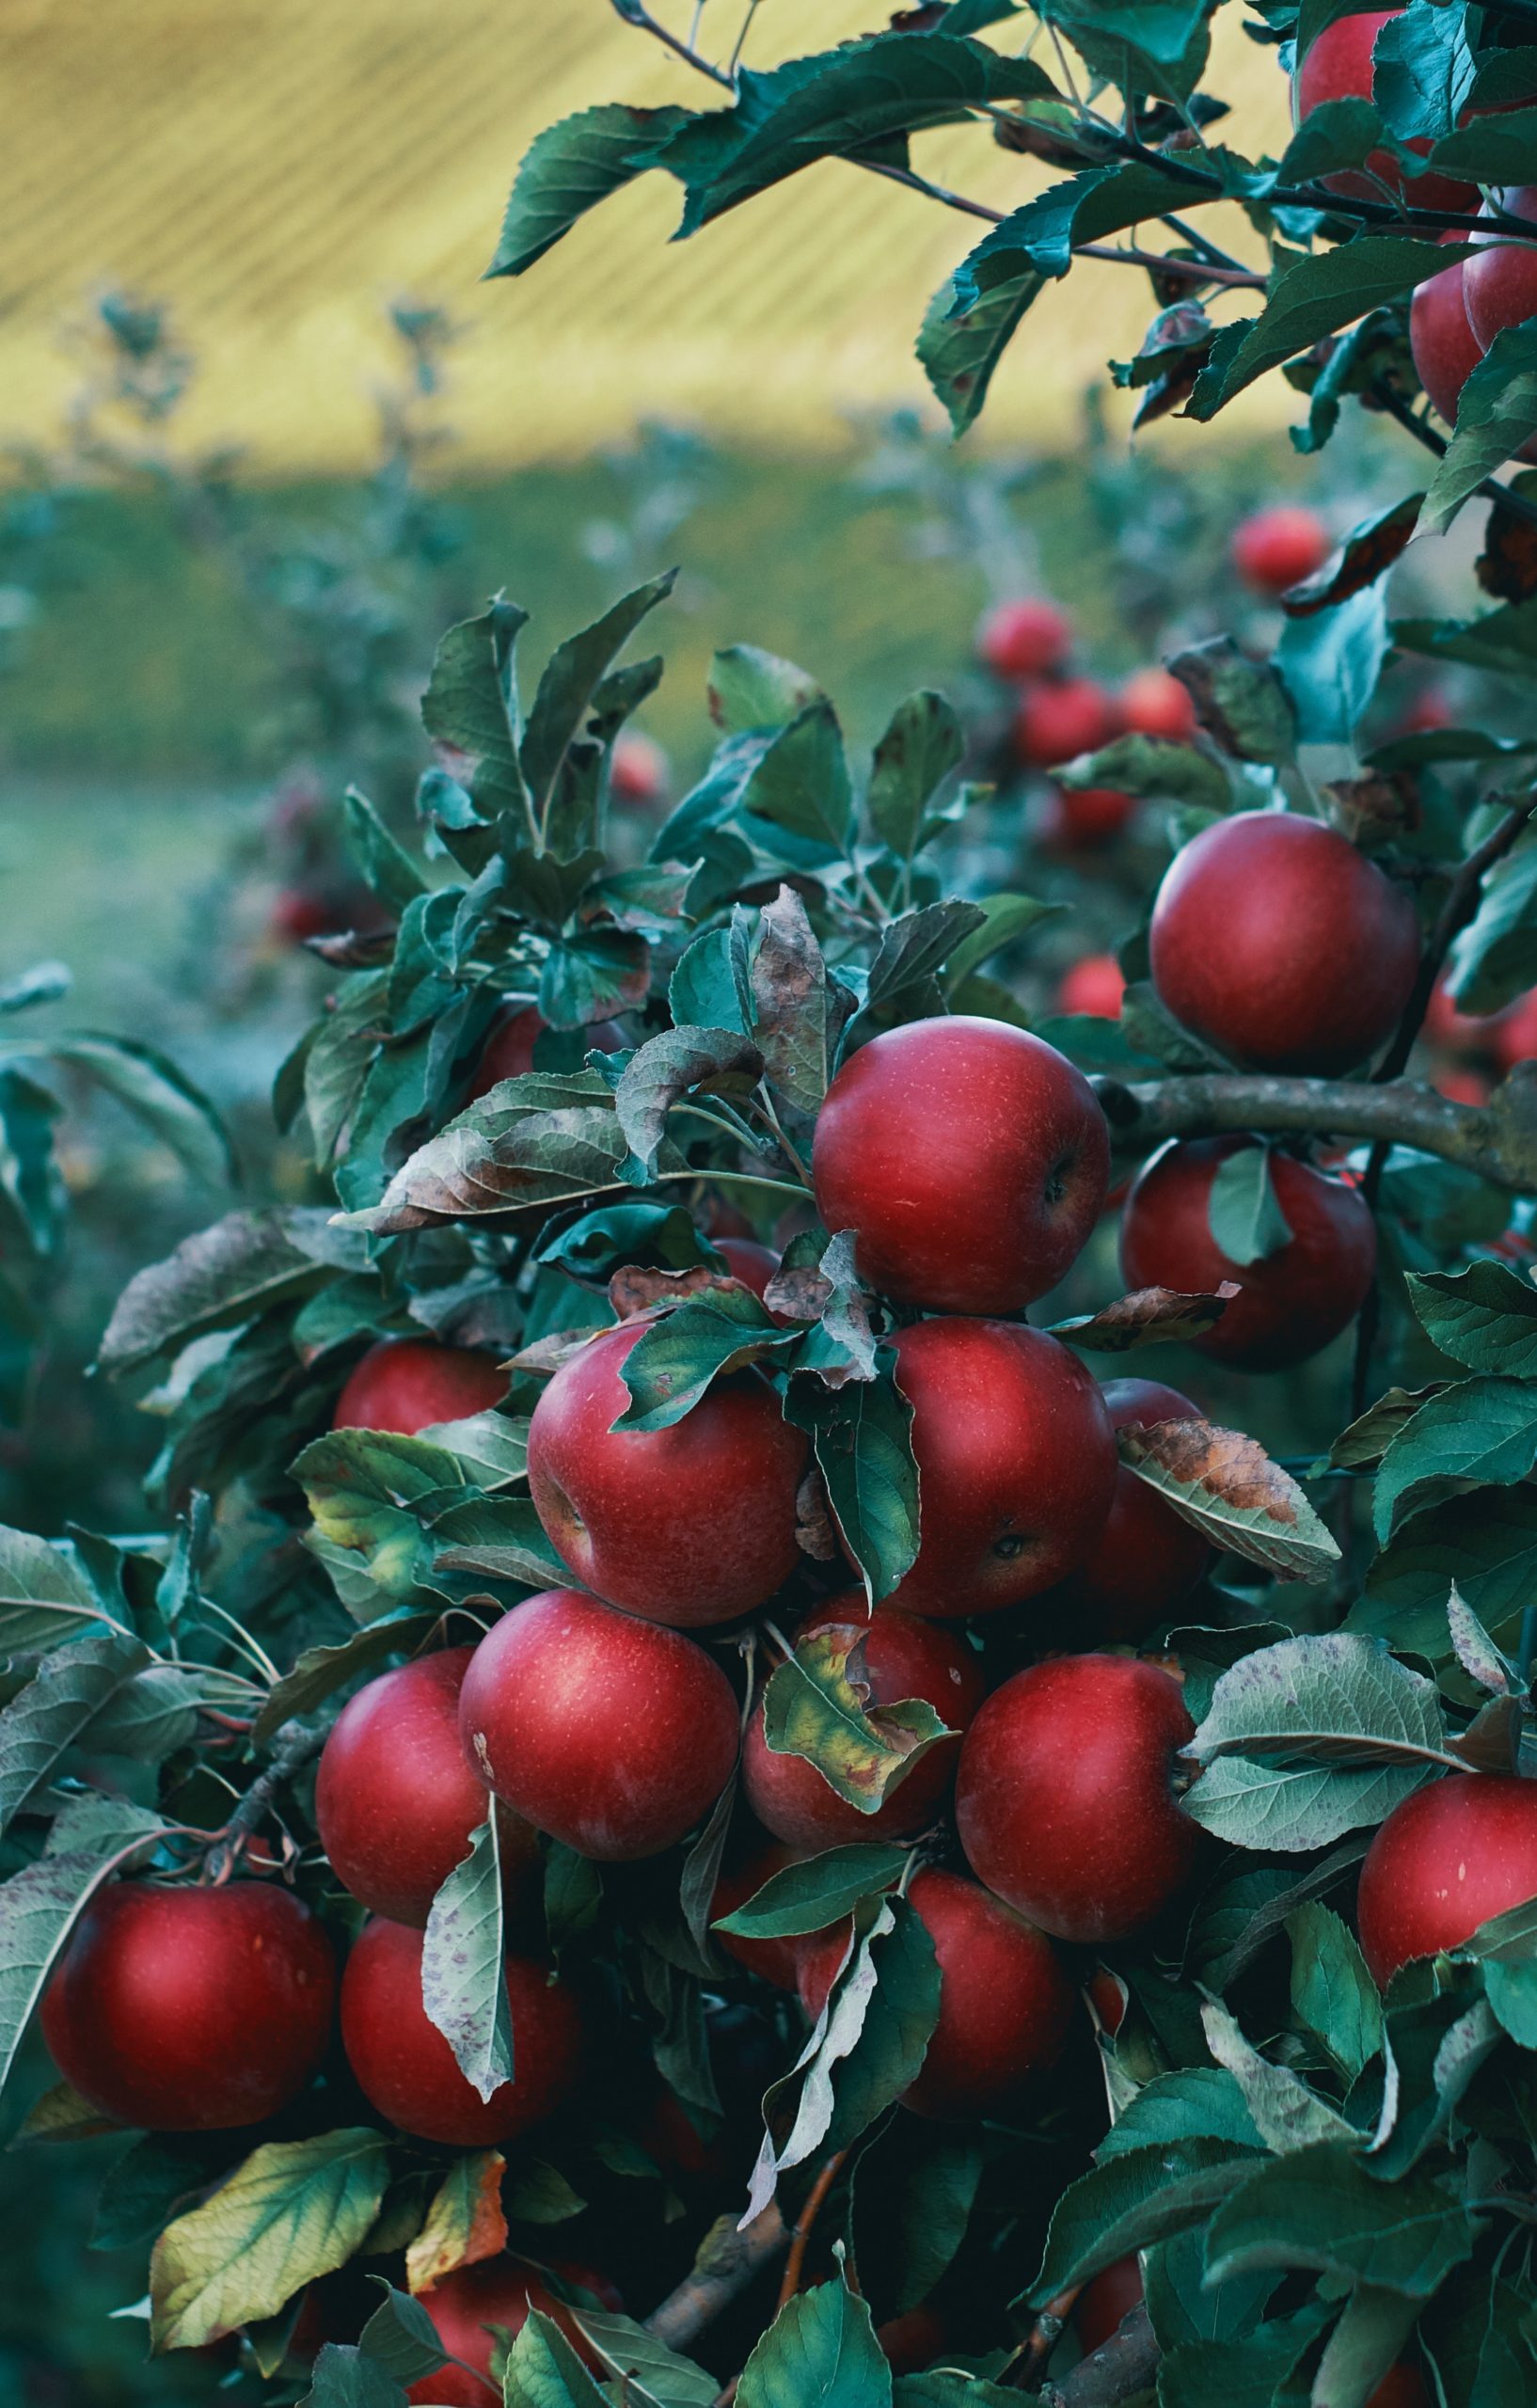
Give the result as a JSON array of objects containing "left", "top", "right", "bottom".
[
  {"left": 1038, "top": 2302, "right": 1160, "bottom": 2405},
  {"left": 1093, "top": 1064, "right": 1537, "bottom": 1196},
  {"left": 643, "top": 2204, "right": 788, "bottom": 2352}
]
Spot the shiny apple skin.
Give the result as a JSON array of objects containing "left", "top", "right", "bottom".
[
  {"left": 1411, "top": 251, "right": 1484, "bottom": 424},
  {"left": 527, "top": 1322, "right": 806, "bottom": 1626},
  {"left": 340, "top": 1916, "right": 582, "bottom": 2146},
  {"left": 1149, "top": 812, "right": 1420, "bottom": 1076},
  {"left": 1119, "top": 1136, "right": 1377, "bottom": 1372},
  {"left": 812, "top": 1017, "right": 1111, "bottom": 1316},
  {"left": 742, "top": 1594, "right": 985, "bottom": 1849},
  {"left": 314, "top": 1649, "right": 539, "bottom": 1927},
  {"left": 879, "top": 1318, "right": 1118, "bottom": 1618},
  {"left": 41, "top": 1879, "right": 335, "bottom": 2131},
  {"left": 1055, "top": 1379, "right": 1212, "bottom": 1642},
  {"left": 1356, "top": 1773, "right": 1537, "bottom": 1987},
  {"left": 458, "top": 1588, "right": 739, "bottom": 1861},
  {"left": 956, "top": 1655, "right": 1198, "bottom": 1943},
  {"left": 333, "top": 1339, "right": 507, "bottom": 1435}
]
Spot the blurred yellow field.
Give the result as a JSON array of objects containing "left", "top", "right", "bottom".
[{"left": 0, "top": 0, "right": 1293, "bottom": 467}]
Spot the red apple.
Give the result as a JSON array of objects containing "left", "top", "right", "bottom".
[
  {"left": 315, "top": 1650, "right": 540, "bottom": 1928},
  {"left": 458, "top": 1589, "right": 739, "bottom": 1860},
  {"left": 333, "top": 1339, "right": 508, "bottom": 1435},
  {"left": 1495, "top": 989, "right": 1537, "bottom": 1069},
  {"left": 1149, "top": 811, "right": 1420, "bottom": 1074},
  {"left": 1434, "top": 1066, "right": 1491, "bottom": 1108},
  {"left": 405, "top": 2256, "right": 620, "bottom": 2406},
  {"left": 340, "top": 1916, "right": 583, "bottom": 2145},
  {"left": 876, "top": 2305, "right": 952, "bottom": 2376},
  {"left": 1076, "top": 2258, "right": 1145, "bottom": 2356},
  {"left": 812, "top": 1017, "right": 1110, "bottom": 1315},
  {"left": 1356, "top": 1773, "right": 1537, "bottom": 1986},
  {"left": 1411, "top": 249, "right": 1484, "bottom": 425},
  {"left": 610, "top": 731, "right": 668, "bottom": 806},
  {"left": 1014, "top": 676, "right": 1120, "bottom": 769},
  {"left": 1118, "top": 1135, "right": 1377, "bottom": 1370},
  {"left": 956, "top": 1655, "right": 1198, "bottom": 1943},
  {"left": 878, "top": 1318, "right": 1117, "bottom": 1617},
  {"left": 797, "top": 1867, "right": 1071, "bottom": 2117},
  {"left": 978, "top": 597, "right": 1073, "bottom": 680},
  {"left": 1465, "top": 187, "right": 1537, "bottom": 351},
  {"left": 1039, "top": 785, "right": 1138, "bottom": 849},
  {"left": 1119, "top": 666, "right": 1198, "bottom": 743},
  {"left": 464, "top": 1005, "right": 624, "bottom": 1105},
  {"left": 1056, "top": 955, "right": 1126, "bottom": 1020},
  {"left": 1293, "top": 12, "right": 1476, "bottom": 212},
  {"left": 1423, "top": 974, "right": 1498, "bottom": 1054},
  {"left": 1054, "top": 1379, "right": 1212, "bottom": 1642},
  {"left": 741, "top": 1594, "right": 985, "bottom": 1849},
  {"left": 711, "top": 1836, "right": 813, "bottom": 1992},
  {"left": 41, "top": 1880, "right": 334, "bottom": 2131},
  {"left": 527, "top": 1323, "right": 806, "bottom": 1625},
  {"left": 1229, "top": 506, "right": 1331, "bottom": 596}
]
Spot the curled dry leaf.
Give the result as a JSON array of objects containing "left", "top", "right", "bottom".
[
  {"left": 506, "top": 1327, "right": 604, "bottom": 1375},
  {"left": 1321, "top": 769, "right": 1420, "bottom": 844},
  {"left": 302, "top": 929, "right": 398, "bottom": 969},
  {"left": 1118, "top": 1418, "right": 1341, "bottom": 1582},
  {"left": 608, "top": 1264, "right": 752, "bottom": 1321},
  {"left": 763, "top": 1263, "right": 832, "bottom": 1323},
  {"left": 762, "top": 1624, "right": 951, "bottom": 1812},
  {"left": 1280, "top": 493, "right": 1421, "bottom": 619},
  {"left": 1049, "top": 1284, "right": 1240, "bottom": 1352},
  {"left": 405, "top": 2149, "right": 510, "bottom": 2295},
  {"left": 795, "top": 1465, "right": 840, "bottom": 1561}
]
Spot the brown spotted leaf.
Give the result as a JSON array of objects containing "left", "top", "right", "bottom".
[
  {"left": 1280, "top": 493, "right": 1422, "bottom": 618},
  {"left": 1118, "top": 1418, "right": 1340, "bottom": 1582},
  {"left": 405, "top": 2151, "right": 509, "bottom": 2295},
  {"left": 795, "top": 1466, "right": 839, "bottom": 1561},
  {"left": 750, "top": 885, "right": 836, "bottom": 1113},
  {"left": 341, "top": 1070, "right": 641, "bottom": 1235},
  {"left": 615, "top": 1026, "right": 764, "bottom": 1180},
  {"left": 1322, "top": 768, "right": 1420, "bottom": 843},
  {"left": 1049, "top": 1284, "right": 1240, "bottom": 1353},
  {"left": 608, "top": 1264, "right": 751, "bottom": 1321},
  {"left": 761, "top": 1624, "right": 955, "bottom": 1812},
  {"left": 763, "top": 1264, "right": 832, "bottom": 1323}
]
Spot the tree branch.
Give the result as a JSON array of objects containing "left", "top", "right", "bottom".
[
  {"left": 1038, "top": 2301, "right": 1159, "bottom": 2406},
  {"left": 1369, "top": 380, "right": 1537, "bottom": 538},
  {"left": 1093, "top": 1066, "right": 1537, "bottom": 1195},
  {"left": 644, "top": 2205, "right": 788, "bottom": 2351}
]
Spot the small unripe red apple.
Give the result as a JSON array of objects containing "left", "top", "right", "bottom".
[
  {"left": 1119, "top": 666, "right": 1197, "bottom": 743},
  {"left": 1013, "top": 676, "right": 1120, "bottom": 768},
  {"left": 956, "top": 1655, "right": 1197, "bottom": 1943},
  {"left": 1149, "top": 811, "right": 1420, "bottom": 1075},
  {"left": 458, "top": 1589, "right": 739, "bottom": 1860},
  {"left": 340, "top": 1916, "right": 583, "bottom": 2145},
  {"left": 527, "top": 1323, "right": 806, "bottom": 1625},
  {"left": 610, "top": 731, "right": 668, "bottom": 806},
  {"left": 1495, "top": 989, "right": 1537, "bottom": 1069},
  {"left": 1229, "top": 506, "right": 1331, "bottom": 596},
  {"left": 741, "top": 1595, "right": 985, "bottom": 1849},
  {"left": 1356, "top": 1773, "right": 1537, "bottom": 1987},
  {"left": 977, "top": 597, "right": 1073, "bottom": 680},
  {"left": 1056, "top": 954, "right": 1125, "bottom": 1020},
  {"left": 41, "top": 1880, "right": 335, "bottom": 2131},
  {"left": 315, "top": 1650, "right": 540, "bottom": 1927},
  {"left": 797, "top": 1867, "right": 1071, "bottom": 2117},
  {"left": 812, "top": 1017, "right": 1110, "bottom": 1315},
  {"left": 1076, "top": 2258, "right": 1145, "bottom": 2356},
  {"left": 1293, "top": 12, "right": 1476, "bottom": 212},
  {"left": 1465, "top": 187, "right": 1537, "bottom": 352},
  {"left": 1039, "top": 785, "right": 1137, "bottom": 849},
  {"left": 1119, "top": 1135, "right": 1377, "bottom": 1371},
  {"left": 1424, "top": 974, "right": 1498, "bottom": 1054},
  {"left": 879, "top": 1318, "right": 1117, "bottom": 1617},
  {"left": 464, "top": 1004, "right": 624, "bottom": 1105},
  {"left": 1411, "top": 252, "right": 1484, "bottom": 425},
  {"left": 1055, "top": 1379, "right": 1212, "bottom": 1642},
  {"left": 333, "top": 1339, "right": 507, "bottom": 1435},
  {"left": 404, "top": 2256, "right": 620, "bottom": 2406}
]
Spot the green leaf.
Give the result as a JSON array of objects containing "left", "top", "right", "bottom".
[
  {"left": 521, "top": 573, "right": 677, "bottom": 832},
  {"left": 737, "top": 2279, "right": 891, "bottom": 2408},
  {"left": 419, "top": 1411, "right": 529, "bottom": 1492},
  {"left": 421, "top": 1819, "right": 512, "bottom": 2101},
  {"left": 566, "top": 2308, "right": 717, "bottom": 2406},
  {"left": 670, "top": 927, "right": 750, "bottom": 1037},
  {"left": 292, "top": 1428, "right": 461, "bottom": 1602},
  {"left": 0, "top": 1814, "right": 165, "bottom": 2099},
  {"left": 1188, "top": 238, "right": 1464, "bottom": 419},
  {"left": 614, "top": 1025, "right": 763, "bottom": 1181},
  {"left": 502, "top": 2308, "right": 610, "bottom": 2408},
  {"left": 714, "top": 1842, "right": 909, "bottom": 1939},
  {"left": 357, "top": 2284, "right": 448, "bottom": 2384},
  {"left": 0, "top": 1525, "right": 112, "bottom": 1656},
  {"left": 1165, "top": 638, "right": 1296, "bottom": 767},
  {"left": 1028, "top": 2140, "right": 1261, "bottom": 2304},
  {"left": 1288, "top": 1903, "right": 1383, "bottom": 2083},
  {"left": 1057, "top": 732, "right": 1230, "bottom": 810},
  {"left": 1204, "top": 2143, "right": 1478, "bottom": 2298},
  {"left": 98, "top": 1207, "right": 351, "bottom": 1376},
  {"left": 953, "top": 159, "right": 1206, "bottom": 299},
  {"left": 48, "top": 1036, "right": 233, "bottom": 1186},
  {"left": 252, "top": 1612, "right": 435, "bottom": 1746},
  {"left": 784, "top": 1353, "right": 919, "bottom": 1606},
  {"left": 150, "top": 2130, "right": 391, "bottom": 2351},
  {"left": 1094, "top": 2067, "right": 1264, "bottom": 2162},
  {"left": 867, "top": 692, "right": 965, "bottom": 860},
  {"left": 707, "top": 644, "right": 824, "bottom": 736},
  {"left": 301, "top": 2345, "right": 410, "bottom": 2408},
  {"left": 1355, "top": 1486, "right": 1537, "bottom": 1658},
  {"left": 1424, "top": 319, "right": 1537, "bottom": 531},
  {"left": 341, "top": 788, "right": 428, "bottom": 916},
  {"left": 1156, "top": 2309, "right": 1331, "bottom": 2408},
  {"left": 487, "top": 103, "right": 692, "bottom": 277},
  {"left": 1117, "top": 1420, "right": 1340, "bottom": 1581},
  {"left": 1189, "top": 1633, "right": 1451, "bottom": 1770},
  {"left": 1373, "top": 1377, "right": 1537, "bottom": 1542},
  {"left": 1207, "top": 1144, "right": 1293, "bottom": 1267},
  {"left": 1276, "top": 584, "right": 1389, "bottom": 749},
  {"left": 1312, "top": 2287, "right": 1422, "bottom": 2408},
  {"left": 738, "top": 699, "right": 855, "bottom": 859},
  {"left": 0, "top": 1065, "right": 64, "bottom": 1253},
  {"left": 1405, "top": 1260, "right": 1537, "bottom": 1374},
  {"left": 941, "top": 891, "right": 1054, "bottom": 989},
  {"left": 614, "top": 1291, "right": 794, "bottom": 1433},
  {"left": 1198, "top": 2000, "right": 1357, "bottom": 2155},
  {"left": 538, "top": 928, "right": 650, "bottom": 1034},
  {"left": 1446, "top": 838, "right": 1537, "bottom": 1012},
  {"left": 917, "top": 261, "right": 1045, "bottom": 436},
  {"left": 420, "top": 596, "right": 533, "bottom": 826},
  {"left": 762, "top": 1626, "right": 954, "bottom": 1814},
  {"left": 0, "top": 961, "right": 70, "bottom": 1015},
  {"left": 1374, "top": 0, "right": 1475, "bottom": 140},
  {"left": 354, "top": 1069, "right": 638, "bottom": 1236}
]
